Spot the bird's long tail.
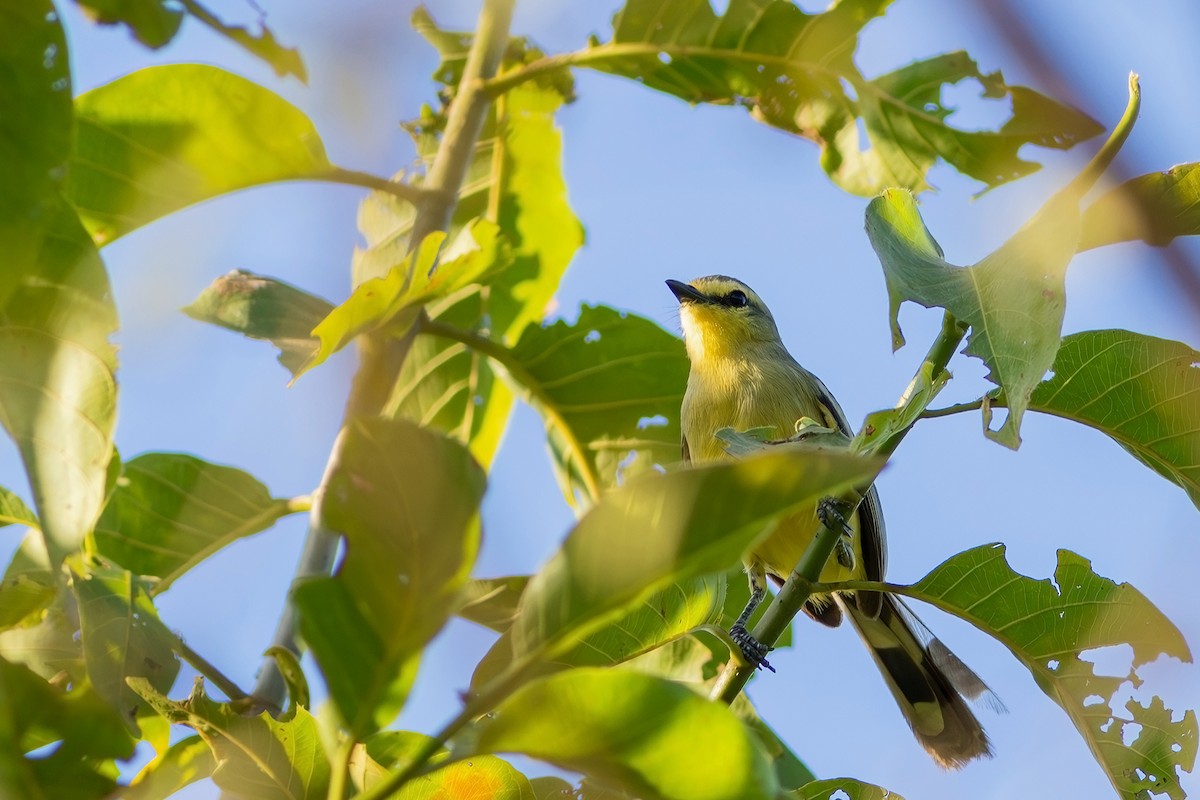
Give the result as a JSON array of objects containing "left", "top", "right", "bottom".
[{"left": 842, "top": 593, "right": 993, "bottom": 769}]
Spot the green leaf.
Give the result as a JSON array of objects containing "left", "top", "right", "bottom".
[
  {"left": 1029, "top": 330, "right": 1200, "bottom": 510},
  {"left": 0, "top": 585, "right": 83, "bottom": 682},
  {"left": 73, "top": 0, "right": 183, "bottom": 48},
  {"left": 67, "top": 64, "right": 331, "bottom": 245},
  {"left": 0, "top": 487, "right": 37, "bottom": 529},
  {"left": 868, "top": 544, "right": 1195, "bottom": 800},
  {"left": 175, "top": 0, "right": 306, "bottom": 81},
  {"left": 294, "top": 417, "right": 485, "bottom": 737},
  {"left": 386, "top": 757, "right": 536, "bottom": 800},
  {"left": 0, "top": 573, "right": 57, "bottom": 632},
  {"left": 577, "top": 1, "right": 1100, "bottom": 195},
  {"left": 510, "top": 447, "right": 880, "bottom": 666},
  {"left": 123, "top": 735, "right": 215, "bottom": 800},
  {"left": 91, "top": 452, "right": 295, "bottom": 592},
  {"left": 0, "top": 656, "right": 134, "bottom": 800},
  {"left": 183, "top": 271, "right": 334, "bottom": 376},
  {"left": 71, "top": 562, "right": 180, "bottom": 732},
  {"left": 472, "top": 668, "right": 778, "bottom": 800},
  {"left": 132, "top": 677, "right": 330, "bottom": 800},
  {"left": 865, "top": 187, "right": 1079, "bottom": 448},
  {"left": 303, "top": 220, "right": 511, "bottom": 377},
  {"left": 508, "top": 305, "right": 689, "bottom": 503},
  {"left": 530, "top": 776, "right": 576, "bottom": 799},
  {"left": 460, "top": 575, "right": 530, "bottom": 632},
  {"left": 264, "top": 646, "right": 310, "bottom": 718},
  {"left": 791, "top": 778, "right": 904, "bottom": 800},
  {"left": 1079, "top": 163, "right": 1200, "bottom": 250}
]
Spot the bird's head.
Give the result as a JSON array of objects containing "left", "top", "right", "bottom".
[{"left": 666, "top": 275, "right": 781, "bottom": 361}]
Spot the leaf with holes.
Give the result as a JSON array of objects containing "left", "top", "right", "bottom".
[
  {"left": 573, "top": 0, "right": 1100, "bottom": 194},
  {"left": 91, "top": 452, "right": 296, "bottom": 592},
  {"left": 1079, "top": 163, "right": 1200, "bottom": 250},
  {"left": 1030, "top": 330, "right": 1200, "bottom": 510}
]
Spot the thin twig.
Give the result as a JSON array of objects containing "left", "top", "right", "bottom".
[
  {"left": 174, "top": 634, "right": 254, "bottom": 705},
  {"left": 315, "top": 167, "right": 442, "bottom": 205},
  {"left": 921, "top": 398, "right": 987, "bottom": 419}
]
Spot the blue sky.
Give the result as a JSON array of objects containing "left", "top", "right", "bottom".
[{"left": 5, "top": 0, "right": 1200, "bottom": 797}]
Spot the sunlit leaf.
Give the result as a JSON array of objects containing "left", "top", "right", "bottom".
[
  {"left": 91, "top": 452, "right": 296, "bottom": 592},
  {"left": 265, "top": 646, "right": 310, "bottom": 719},
  {"left": 0, "top": 487, "right": 37, "bottom": 529},
  {"left": 0, "top": 656, "right": 134, "bottom": 800},
  {"left": 183, "top": 271, "right": 334, "bottom": 376},
  {"left": 1079, "top": 163, "right": 1200, "bottom": 250},
  {"left": 511, "top": 447, "right": 880, "bottom": 666},
  {"left": 0, "top": 591, "right": 82, "bottom": 682},
  {"left": 791, "top": 778, "right": 904, "bottom": 799},
  {"left": 72, "top": 562, "right": 180, "bottom": 732},
  {"left": 865, "top": 187, "right": 1078, "bottom": 448},
  {"left": 844, "top": 544, "right": 1195, "bottom": 800},
  {"left": 0, "top": 572, "right": 57, "bottom": 632},
  {"left": 507, "top": 305, "right": 689, "bottom": 504},
  {"left": 575, "top": 0, "right": 1100, "bottom": 194},
  {"left": 132, "top": 677, "right": 329, "bottom": 800},
  {"left": 68, "top": 64, "right": 332, "bottom": 244},
  {"left": 1029, "top": 330, "right": 1200, "bottom": 510},
  {"left": 123, "top": 735, "right": 215, "bottom": 800},
  {"left": 472, "top": 668, "right": 778, "bottom": 800},
  {"left": 294, "top": 418, "right": 485, "bottom": 737},
  {"left": 460, "top": 575, "right": 529, "bottom": 632},
  {"left": 387, "top": 756, "right": 536, "bottom": 800}
]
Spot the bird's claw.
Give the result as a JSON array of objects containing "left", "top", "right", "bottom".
[
  {"left": 730, "top": 624, "right": 775, "bottom": 672},
  {"left": 817, "top": 496, "right": 854, "bottom": 537}
]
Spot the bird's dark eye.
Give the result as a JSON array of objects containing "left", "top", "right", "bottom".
[{"left": 726, "top": 289, "right": 749, "bottom": 308}]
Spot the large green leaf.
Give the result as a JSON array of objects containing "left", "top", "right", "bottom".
[
  {"left": 865, "top": 187, "right": 1079, "bottom": 448},
  {"left": 472, "top": 668, "right": 778, "bottom": 800},
  {"left": 510, "top": 446, "right": 880, "bottom": 667},
  {"left": 569, "top": 0, "right": 1100, "bottom": 195},
  {"left": 183, "top": 271, "right": 334, "bottom": 377},
  {"left": 1079, "top": 163, "right": 1200, "bottom": 250},
  {"left": 839, "top": 544, "right": 1194, "bottom": 800},
  {"left": 67, "top": 64, "right": 331, "bottom": 244},
  {"left": 294, "top": 418, "right": 485, "bottom": 737},
  {"left": 132, "top": 677, "right": 329, "bottom": 800},
  {"left": 382, "top": 757, "right": 536, "bottom": 800},
  {"left": 1029, "top": 330, "right": 1200, "bottom": 510},
  {"left": 72, "top": 562, "right": 180, "bottom": 732},
  {"left": 91, "top": 452, "right": 296, "bottom": 592},
  {"left": 506, "top": 305, "right": 689, "bottom": 504},
  {"left": 0, "top": 656, "right": 134, "bottom": 800},
  {"left": 123, "top": 735, "right": 215, "bottom": 800}
]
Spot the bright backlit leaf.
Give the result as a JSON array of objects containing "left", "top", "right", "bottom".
[
  {"left": 575, "top": 0, "right": 1100, "bottom": 195},
  {"left": 472, "top": 668, "right": 779, "bottom": 800},
  {"left": 0, "top": 573, "right": 57, "bottom": 632},
  {"left": 132, "top": 677, "right": 329, "bottom": 800},
  {"left": 792, "top": 778, "right": 904, "bottom": 799},
  {"left": 294, "top": 418, "right": 485, "bottom": 737},
  {"left": 1079, "top": 163, "right": 1200, "bottom": 250},
  {"left": 124, "top": 735, "right": 215, "bottom": 800},
  {"left": 383, "top": 756, "right": 536, "bottom": 800},
  {"left": 68, "top": 64, "right": 331, "bottom": 244},
  {"left": 0, "top": 488, "right": 37, "bottom": 529},
  {"left": 91, "top": 452, "right": 296, "bottom": 592},
  {"left": 1030, "top": 330, "right": 1200, "bottom": 510}
]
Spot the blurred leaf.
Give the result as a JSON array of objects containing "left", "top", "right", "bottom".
[
  {"left": 176, "top": 0, "right": 306, "bottom": 81},
  {"left": 68, "top": 64, "right": 331, "bottom": 245},
  {"left": 530, "top": 776, "right": 576, "bottom": 799},
  {"left": 71, "top": 562, "right": 180, "bottom": 732},
  {"left": 792, "top": 778, "right": 904, "bottom": 799},
  {"left": 73, "top": 0, "right": 183, "bottom": 47},
  {"left": 264, "top": 646, "right": 310, "bottom": 719},
  {"left": 508, "top": 305, "right": 689, "bottom": 503},
  {"left": 132, "top": 677, "right": 329, "bottom": 800},
  {"left": 0, "top": 487, "right": 37, "bottom": 529},
  {"left": 510, "top": 447, "right": 880, "bottom": 667},
  {"left": 122, "top": 735, "right": 215, "bottom": 800},
  {"left": 304, "top": 220, "right": 511, "bottom": 377},
  {"left": 1079, "top": 163, "right": 1200, "bottom": 250},
  {"left": 740, "top": 709, "right": 816, "bottom": 791},
  {"left": 91, "top": 452, "right": 295, "bottom": 592},
  {"left": 578, "top": 1, "right": 1099, "bottom": 195},
  {"left": 865, "top": 187, "right": 1079, "bottom": 448},
  {"left": 0, "top": 593, "right": 82, "bottom": 682},
  {"left": 348, "top": 730, "right": 450, "bottom": 792},
  {"left": 473, "top": 668, "right": 778, "bottom": 800},
  {"left": 460, "top": 575, "right": 529, "bottom": 632},
  {"left": 183, "top": 271, "right": 334, "bottom": 376},
  {"left": 0, "top": 656, "right": 134, "bottom": 800},
  {"left": 1030, "top": 330, "right": 1200, "bottom": 510},
  {"left": 388, "top": 757, "right": 536, "bottom": 800},
  {"left": 859, "top": 544, "right": 1195, "bottom": 800},
  {"left": 0, "top": 572, "right": 57, "bottom": 631},
  {"left": 294, "top": 418, "right": 485, "bottom": 737}
]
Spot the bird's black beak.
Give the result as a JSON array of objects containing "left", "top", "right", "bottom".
[{"left": 666, "top": 279, "right": 708, "bottom": 305}]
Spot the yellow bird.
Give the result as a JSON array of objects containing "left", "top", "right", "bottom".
[{"left": 668, "top": 274, "right": 993, "bottom": 769}]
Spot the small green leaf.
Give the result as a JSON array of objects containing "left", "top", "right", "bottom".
[
  {"left": 264, "top": 646, "right": 310, "bottom": 718},
  {"left": 177, "top": 0, "right": 306, "bottom": 81},
  {"left": 71, "top": 561, "right": 180, "bottom": 732},
  {"left": 91, "top": 452, "right": 295, "bottom": 592},
  {"left": 460, "top": 575, "right": 529, "bottom": 632},
  {"left": 530, "top": 776, "right": 576, "bottom": 799},
  {"left": 123, "top": 735, "right": 215, "bottom": 800},
  {"left": 511, "top": 447, "right": 880, "bottom": 666},
  {"left": 0, "top": 573, "right": 57, "bottom": 631},
  {"left": 865, "top": 187, "right": 1079, "bottom": 448},
  {"left": 1030, "top": 330, "right": 1200, "bottom": 510},
  {"left": 508, "top": 305, "right": 690, "bottom": 503},
  {"left": 0, "top": 487, "right": 37, "bottom": 529},
  {"left": 579, "top": 1, "right": 1100, "bottom": 195},
  {"left": 472, "top": 668, "right": 778, "bottom": 800},
  {"left": 294, "top": 418, "right": 485, "bottom": 737},
  {"left": 0, "top": 656, "right": 134, "bottom": 800},
  {"left": 68, "top": 64, "right": 331, "bottom": 244},
  {"left": 183, "top": 271, "right": 334, "bottom": 376},
  {"left": 791, "top": 778, "right": 904, "bottom": 800},
  {"left": 0, "top": 571, "right": 82, "bottom": 682},
  {"left": 131, "top": 677, "right": 330, "bottom": 800},
  {"left": 1079, "top": 163, "right": 1200, "bottom": 250},
  {"left": 73, "top": 0, "right": 183, "bottom": 48},
  {"left": 862, "top": 544, "right": 1194, "bottom": 800}
]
